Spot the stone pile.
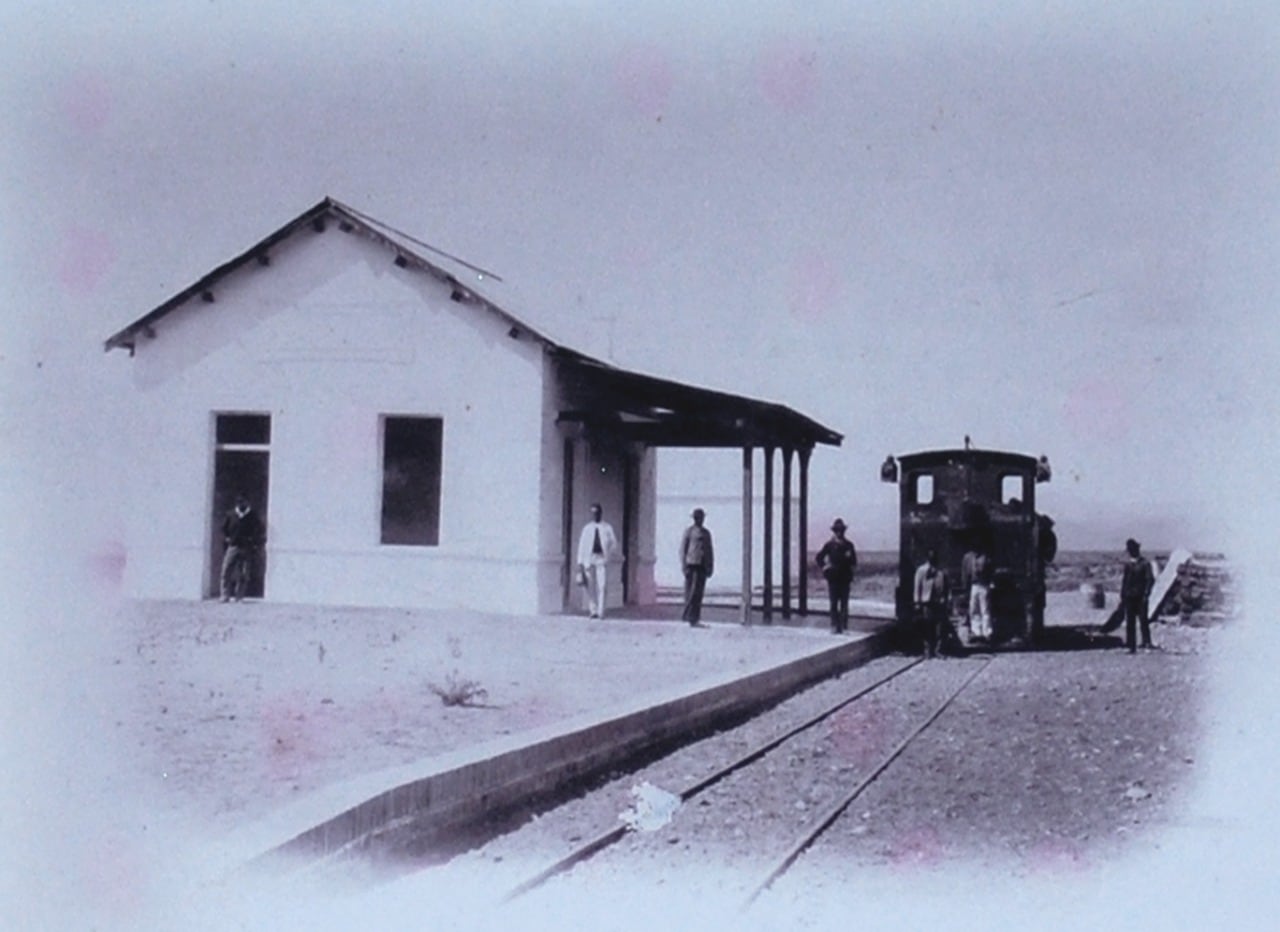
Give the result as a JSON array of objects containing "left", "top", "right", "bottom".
[{"left": 1163, "top": 558, "right": 1236, "bottom": 625}]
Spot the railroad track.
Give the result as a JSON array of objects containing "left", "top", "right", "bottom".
[
  {"left": 501, "top": 654, "right": 992, "bottom": 907},
  {"left": 741, "top": 656, "right": 992, "bottom": 909}
]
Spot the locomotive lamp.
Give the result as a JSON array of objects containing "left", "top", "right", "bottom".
[{"left": 880, "top": 455, "right": 898, "bottom": 483}]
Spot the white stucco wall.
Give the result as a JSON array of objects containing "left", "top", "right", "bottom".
[{"left": 120, "top": 222, "right": 550, "bottom": 612}]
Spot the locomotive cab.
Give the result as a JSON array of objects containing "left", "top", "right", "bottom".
[{"left": 883, "top": 445, "right": 1056, "bottom": 647}]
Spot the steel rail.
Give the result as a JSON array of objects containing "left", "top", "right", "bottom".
[
  {"left": 742, "top": 656, "right": 995, "bottom": 909},
  {"left": 503, "top": 655, "right": 923, "bottom": 902}
]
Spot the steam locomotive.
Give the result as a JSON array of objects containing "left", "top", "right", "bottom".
[{"left": 881, "top": 442, "right": 1056, "bottom": 647}]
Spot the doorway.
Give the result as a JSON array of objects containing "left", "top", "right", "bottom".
[{"left": 207, "top": 413, "right": 271, "bottom": 599}]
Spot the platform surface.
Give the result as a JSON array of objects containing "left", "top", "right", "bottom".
[{"left": 110, "top": 598, "right": 889, "bottom": 866}]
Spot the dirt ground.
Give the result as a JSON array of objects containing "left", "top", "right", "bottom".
[
  {"left": 110, "top": 588, "right": 1151, "bottom": 834},
  {"left": 53, "top": 586, "right": 1251, "bottom": 932},
  {"left": 113, "top": 599, "right": 861, "bottom": 833},
  {"left": 432, "top": 600, "right": 1208, "bottom": 880}
]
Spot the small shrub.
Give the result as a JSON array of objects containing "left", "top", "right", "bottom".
[{"left": 428, "top": 670, "right": 488, "bottom": 707}]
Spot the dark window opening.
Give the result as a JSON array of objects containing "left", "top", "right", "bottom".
[
  {"left": 216, "top": 413, "right": 271, "bottom": 446},
  {"left": 381, "top": 416, "right": 443, "bottom": 546}
]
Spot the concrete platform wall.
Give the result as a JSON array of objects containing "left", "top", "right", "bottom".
[{"left": 258, "top": 631, "right": 892, "bottom": 866}]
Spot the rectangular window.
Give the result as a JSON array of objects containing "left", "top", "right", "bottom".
[
  {"left": 1001, "top": 474, "right": 1025, "bottom": 506},
  {"left": 914, "top": 473, "right": 934, "bottom": 505},
  {"left": 381, "top": 416, "right": 443, "bottom": 545},
  {"left": 216, "top": 413, "right": 271, "bottom": 446}
]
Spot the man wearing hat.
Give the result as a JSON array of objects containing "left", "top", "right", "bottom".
[
  {"left": 679, "top": 508, "right": 715, "bottom": 626},
  {"left": 815, "top": 518, "right": 858, "bottom": 633},
  {"left": 1120, "top": 538, "right": 1156, "bottom": 653}
]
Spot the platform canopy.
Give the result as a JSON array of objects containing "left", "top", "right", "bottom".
[{"left": 554, "top": 349, "right": 842, "bottom": 451}]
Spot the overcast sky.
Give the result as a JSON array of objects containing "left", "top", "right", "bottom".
[{"left": 2, "top": 1, "right": 1276, "bottom": 556}]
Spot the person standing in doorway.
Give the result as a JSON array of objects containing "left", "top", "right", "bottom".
[
  {"left": 220, "top": 494, "right": 265, "bottom": 602},
  {"left": 1120, "top": 538, "right": 1156, "bottom": 653},
  {"left": 576, "top": 503, "right": 618, "bottom": 619},
  {"left": 914, "top": 549, "right": 950, "bottom": 658},
  {"left": 815, "top": 518, "right": 858, "bottom": 633},
  {"left": 680, "top": 508, "right": 715, "bottom": 627}
]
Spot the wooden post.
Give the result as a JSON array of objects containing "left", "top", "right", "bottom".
[
  {"left": 782, "top": 447, "right": 793, "bottom": 619},
  {"left": 763, "top": 445, "right": 774, "bottom": 624},
  {"left": 798, "top": 446, "right": 811, "bottom": 616},
  {"left": 741, "top": 445, "right": 753, "bottom": 625}
]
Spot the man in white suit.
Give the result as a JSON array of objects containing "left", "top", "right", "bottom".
[{"left": 577, "top": 503, "right": 619, "bottom": 618}]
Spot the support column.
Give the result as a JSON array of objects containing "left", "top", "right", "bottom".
[
  {"left": 798, "top": 446, "right": 811, "bottom": 616},
  {"left": 763, "top": 445, "right": 774, "bottom": 624},
  {"left": 740, "top": 445, "right": 753, "bottom": 625},
  {"left": 782, "top": 447, "right": 793, "bottom": 619}
]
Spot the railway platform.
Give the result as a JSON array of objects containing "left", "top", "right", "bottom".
[{"left": 135, "top": 600, "right": 898, "bottom": 875}]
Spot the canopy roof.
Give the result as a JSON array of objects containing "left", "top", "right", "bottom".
[{"left": 555, "top": 350, "right": 840, "bottom": 449}]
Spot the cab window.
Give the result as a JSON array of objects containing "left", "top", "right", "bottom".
[
  {"left": 1001, "top": 474, "right": 1025, "bottom": 506},
  {"left": 915, "top": 473, "right": 934, "bottom": 505}
]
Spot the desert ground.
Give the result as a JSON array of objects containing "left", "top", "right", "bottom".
[
  {"left": 35, "top": 550, "right": 1246, "bottom": 932},
  {"left": 110, "top": 552, "right": 1228, "bottom": 838}
]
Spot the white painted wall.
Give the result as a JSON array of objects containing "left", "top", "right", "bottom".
[{"left": 122, "top": 223, "right": 550, "bottom": 612}]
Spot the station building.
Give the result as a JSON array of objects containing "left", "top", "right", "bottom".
[{"left": 104, "top": 198, "right": 840, "bottom": 616}]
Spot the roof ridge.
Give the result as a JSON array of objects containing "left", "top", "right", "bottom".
[{"left": 103, "top": 198, "right": 552, "bottom": 354}]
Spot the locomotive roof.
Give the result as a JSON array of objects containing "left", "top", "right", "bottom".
[{"left": 895, "top": 448, "right": 1040, "bottom": 471}]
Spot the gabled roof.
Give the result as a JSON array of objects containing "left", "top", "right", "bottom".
[
  {"left": 102, "top": 196, "right": 558, "bottom": 354},
  {"left": 104, "top": 198, "right": 842, "bottom": 449}
]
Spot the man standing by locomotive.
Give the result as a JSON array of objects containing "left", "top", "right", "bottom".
[
  {"left": 815, "top": 518, "right": 857, "bottom": 633},
  {"left": 961, "top": 540, "right": 993, "bottom": 641},
  {"left": 679, "top": 508, "right": 714, "bottom": 627},
  {"left": 1120, "top": 538, "right": 1156, "bottom": 653},
  {"left": 914, "top": 549, "right": 950, "bottom": 658}
]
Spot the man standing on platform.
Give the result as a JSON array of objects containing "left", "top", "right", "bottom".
[
  {"left": 815, "top": 518, "right": 858, "bottom": 633},
  {"left": 576, "top": 503, "right": 618, "bottom": 619},
  {"left": 679, "top": 508, "right": 715, "bottom": 627},
  {"left": 1120, "top": 537, "right": 1156, "bottom": 653}
]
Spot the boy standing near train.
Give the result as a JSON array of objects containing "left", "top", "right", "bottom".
[{"left": 815, "top": 518, "right": 857, "bottom": 633}]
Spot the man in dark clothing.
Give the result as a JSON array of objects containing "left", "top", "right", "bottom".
[
  {"left": 220, "top": 495, "right": 265, "bottom": 602},
  {"left": 815, "top": 518, "right": 858, "bottom": 633},
  {"left": 1120, "top": 538, "right": 1156, "bottom": 653},
  {"left": 679, "top": 508, "right": 715, "bottom": 626},
  {"left": 914, "top": 549, "right": 950, "bottom": 658}
]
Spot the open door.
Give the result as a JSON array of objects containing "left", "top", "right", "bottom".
[{"left": 207, "top": 413, "right": 271, "bottom": 599}]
